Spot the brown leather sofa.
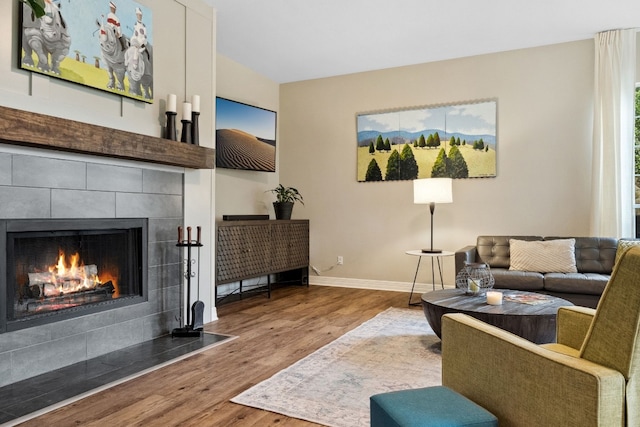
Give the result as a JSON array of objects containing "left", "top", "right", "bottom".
[{"left": 455, "top": 236, "right": 618, "bottom": 308}]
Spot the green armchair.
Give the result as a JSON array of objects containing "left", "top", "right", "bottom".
[{"left": 441, "top": 245, "right": 640, "bottom": 426}]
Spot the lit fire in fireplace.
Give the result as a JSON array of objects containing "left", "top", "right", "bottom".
[
  {"left": 5, "top": 218, "right": 145, "bottom": 326},
  {"left": 27, "top": 250, "right": 120, "bottom": 299}
]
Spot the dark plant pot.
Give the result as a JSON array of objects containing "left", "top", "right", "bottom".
[{"left": 273, "top": 202, "right": 294, "bottom": 220}]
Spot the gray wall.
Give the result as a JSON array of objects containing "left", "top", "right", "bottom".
[{"left": 0, "top": 152, "right": 184, "bottom": 387}]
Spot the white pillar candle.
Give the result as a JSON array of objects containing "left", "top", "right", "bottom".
[
  {"left": 191, "top": 95, "right": 200, "bottom": 113},
  {"left": 167, "top": 94, "right": 177, "bottom": 113},
  {"left": 467, "top": 278, "right": 481, "bottom": 292},
  {"left": 486, "top": 291, "right": 503, "bottom": 305},
  {"left": 182, "top": 102, "right": 192, "bottom": 121}
]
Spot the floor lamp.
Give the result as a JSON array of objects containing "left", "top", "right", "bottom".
[{"left": 414, "top": 178, "right": 453, "bottom": 253}]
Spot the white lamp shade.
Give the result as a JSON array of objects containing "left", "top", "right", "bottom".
[{"left": 413, "top": 178, "right": 453, "bottom": 204}]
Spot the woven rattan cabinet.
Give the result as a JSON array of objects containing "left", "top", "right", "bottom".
[{"left": 215, "top": 220, "right": 309, "bottom": 303}]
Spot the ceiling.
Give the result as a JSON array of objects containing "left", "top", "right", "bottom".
[{"left": 204, "top": 0, "right": 640, "bottom": 84}]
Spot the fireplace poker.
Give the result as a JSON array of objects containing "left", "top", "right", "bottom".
[{"left": 172, "top": 225, "right": 204, "bottom": 338}]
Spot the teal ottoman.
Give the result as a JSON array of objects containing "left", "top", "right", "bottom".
[{"left": 370, "top": 386, "right": 498, "bottom": 427}]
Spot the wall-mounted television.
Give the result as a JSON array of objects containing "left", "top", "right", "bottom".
[{"left": 215, "top": 97, "right": 277, "bottom": 172}]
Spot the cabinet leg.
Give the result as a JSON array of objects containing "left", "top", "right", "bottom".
[{"left": 267, "top": 275, "right": 271, "bottom": 298}]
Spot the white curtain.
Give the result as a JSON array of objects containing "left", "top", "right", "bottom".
[{"left": 590, "top": 29, "right": 636, "bottom": 238}]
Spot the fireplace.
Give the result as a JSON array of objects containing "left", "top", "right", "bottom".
[{"left": 1, "top": 218, "right": 148, "bottom": 333}]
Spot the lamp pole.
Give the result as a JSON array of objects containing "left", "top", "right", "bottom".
[{"left": 422, "top": 202, "right": 442, "bottom": 253}]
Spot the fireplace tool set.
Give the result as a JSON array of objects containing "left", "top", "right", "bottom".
[{"left": 172, "top": 225, "right": 205, "bottom": 337}]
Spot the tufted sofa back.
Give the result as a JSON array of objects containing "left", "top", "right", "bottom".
[
  {"left": 476, "top": 236, "right": 542, "bottom": 268},
  {"left": 546, "top": 237, "right": 618, "bottom": 274},
  {"left": 475, "top": 236, "right": 618, "bottom": 274}
]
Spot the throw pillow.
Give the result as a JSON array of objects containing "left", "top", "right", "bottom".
[
  {"left": 509, "top": 238, "right": 578, "bottom": 273},
  {"left": 615, "top": 239, "right": 640, "bottom": 266}
]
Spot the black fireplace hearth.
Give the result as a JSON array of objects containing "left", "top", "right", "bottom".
[{"left": 0, "top": 218, "right": 148, "bottom": 333}]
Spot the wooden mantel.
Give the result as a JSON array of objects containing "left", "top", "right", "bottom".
[{"left": 0, "top": 106, "right": 215, "bottom": 169}]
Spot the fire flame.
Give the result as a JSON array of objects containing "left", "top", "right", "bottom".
[{"left": 37, "top": 249, "right": 119, "bottom": 297}]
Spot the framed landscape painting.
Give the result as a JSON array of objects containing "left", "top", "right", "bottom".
[
  {"left": 356, "top": 100, "right": 497, "bottom": 182},
  {"left": 19, "top": 0, "right": 153, "bottom": 103},
  {"left": 215, "top": 97, "right": 277, "bottom": 173}
]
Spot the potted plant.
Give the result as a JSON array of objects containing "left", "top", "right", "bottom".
[{"left": 268, "top": 184, "right": 304, "bottom": 220}]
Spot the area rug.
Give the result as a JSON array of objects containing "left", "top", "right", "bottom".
[{"left": 231, "top": 307, "right": 441, "bottom": 427}]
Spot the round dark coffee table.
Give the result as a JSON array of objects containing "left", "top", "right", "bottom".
[{"left": 421, "top": 289, "right": 574, "bottom": 344}]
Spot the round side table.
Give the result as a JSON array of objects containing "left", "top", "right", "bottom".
[{"left": 405, "top": 250, "right": 454, "bottom": 306}]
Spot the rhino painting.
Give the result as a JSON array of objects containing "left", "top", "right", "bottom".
[
  {"left": 20, "top": 0, "right": 153, "bottom": 104},
  {"left": 21, "top": 2, "right": 71, "bottom": 75},
  {"left": 125, "top": 43, "right": 153, "bottom": 99},
  {"left": 97, "top": 18, "right": 128, "bottom": 91}
]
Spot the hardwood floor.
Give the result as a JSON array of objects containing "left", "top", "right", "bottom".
[{"left": 18, "top": 285, "right": 417, "bottom": 426}]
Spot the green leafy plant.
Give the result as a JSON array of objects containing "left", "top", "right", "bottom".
[
  {"left": 21, "top": 0, "right": 46, "bottom": 18},
  {"left": 268, "top": 184, "right": 304, "bottom": 205}
]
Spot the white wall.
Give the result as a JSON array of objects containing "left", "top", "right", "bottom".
[
  {"left": 278, "top": 40, "right": 597, "bottom": 291},
  {"left": 215, "top": 55, "right": 281, "bottom": 219},
  {"left": 182, "top": 1, "right": 216, "bottom": 322},
  {"left": 0, "top": 0, "right": 218, "bottom": 322}
]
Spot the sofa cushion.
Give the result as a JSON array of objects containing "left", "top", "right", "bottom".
[
  {"left": 543, "top": 272, "right": 610, "bottom": 295},
  {"left": 476, "top": 236, "right": 542, "bottom": 268},
  {"left": 509, "top": 238, "right": 578, "bottom": 273},
  {"left": 491, "top": 268, "right": 545, "bottom": 290},
  {"left": 546, "top": 237, "right": 617, "bottom": 274}
]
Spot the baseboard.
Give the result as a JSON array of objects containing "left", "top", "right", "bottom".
[{"left": 308, "top": 276, "right": 448, "bottom": 293}]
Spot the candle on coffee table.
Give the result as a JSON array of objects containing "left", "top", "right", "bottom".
[
  {"left": 467, "top": 278, "right": 481, "bottom": 293},
  {"left": 486, "top": 291, "right": 503, "bottom": 305}
]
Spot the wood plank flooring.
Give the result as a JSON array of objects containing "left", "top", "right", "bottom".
[{"left": 17, "top": 285, "right": 417, "bottom": 426}]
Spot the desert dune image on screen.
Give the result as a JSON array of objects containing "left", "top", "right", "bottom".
[{"left": 216, "top": 97, "right": 277, "bottom": 172}]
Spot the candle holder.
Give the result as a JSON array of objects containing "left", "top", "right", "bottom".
[
  {"left": 165, "top": 111, "right": 177, "bottom": 141},
  {"left": 191, "top": 111, "right": 200, "bottom": 145},
  {"left": 180, "top": 119, "right": 192, "bottom": 144},
  {"left": 455, "top": 262, "right": 495, "bottom": 296}
]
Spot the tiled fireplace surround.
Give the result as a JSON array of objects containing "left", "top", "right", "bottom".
[{"left": 0, "top": 150, "right": 184, "bottom": 388}]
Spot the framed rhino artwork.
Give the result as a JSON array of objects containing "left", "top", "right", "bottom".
[{"left": 19, "top": 0, "right": 153, "bottom": 103}]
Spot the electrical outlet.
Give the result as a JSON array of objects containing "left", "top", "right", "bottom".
[{"left": 337, "top": 256, "right": 344, "bottom": 265}]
